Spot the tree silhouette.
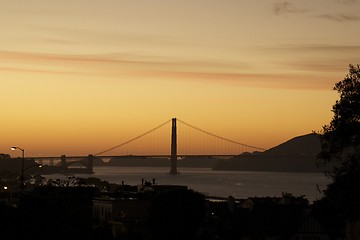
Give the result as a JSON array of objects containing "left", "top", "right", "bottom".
[
  {"left": 318, "top": 64, "right": 360, "bottom": 180},
  {"left": 315, "top": 64, "right": 360, "bottom": 236},
  {"left": 0, "top": 153, "right": 11, "bottom": 159}
]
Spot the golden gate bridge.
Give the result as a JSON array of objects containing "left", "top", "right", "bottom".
[{"left": 30, "top": 118, "right": 266, "bottom": 174}]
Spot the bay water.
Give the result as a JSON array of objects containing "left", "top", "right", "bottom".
[{"left": 45, "top": 166, "right": 330, "bottom": 203}]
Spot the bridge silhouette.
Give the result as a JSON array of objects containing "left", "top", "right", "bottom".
[{"left": 32, "top": 118, "right": 266, "bottom": 174}]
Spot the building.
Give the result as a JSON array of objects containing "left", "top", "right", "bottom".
[{"left": 93, "top": 183, "right": 188, "bottom": 239}]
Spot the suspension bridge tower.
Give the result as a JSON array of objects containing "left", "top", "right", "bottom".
[{"left": 170, "top": 118, "right": 177, "bottom": 174}]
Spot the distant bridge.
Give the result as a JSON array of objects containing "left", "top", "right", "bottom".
[{"left": 29, "top": 118, "right": 265, "bottom": 174}]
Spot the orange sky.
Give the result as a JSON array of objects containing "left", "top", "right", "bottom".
[{"left": 1, "top": 0, "right": 359, "bottom": 157}]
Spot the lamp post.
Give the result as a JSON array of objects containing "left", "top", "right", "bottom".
[{"left": 11, "top": 146, "right": 25, "bottom": 194}]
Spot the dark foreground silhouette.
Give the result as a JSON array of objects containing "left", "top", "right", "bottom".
[{"left": 1, "top": 179, "right": 358, "bottom": 240}]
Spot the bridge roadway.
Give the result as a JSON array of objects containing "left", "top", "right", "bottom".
[
  {"left": 28, "top": 154, "right": 238, "bottom": 161},
  {"left": 26, "top": 154, "right": 238, "bottom": 175}
]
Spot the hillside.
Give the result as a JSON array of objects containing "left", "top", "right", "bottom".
[
  {"left": 213, "top": 133, "right": 323, "bottom": 172},
  {"left": 263, "top": 133, "right": 321, "bottom": 156}
]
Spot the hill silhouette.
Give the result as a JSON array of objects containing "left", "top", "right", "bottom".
[
  {"left": 212, "top": 133, "right": 322, "bottom": 172},
  {"left": 263, "top": 133, "right": 321, "bottom": 156}
]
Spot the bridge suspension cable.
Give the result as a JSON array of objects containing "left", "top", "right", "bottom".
[
  {"left": 94, "top": 119, "right": 172, "bottom": 156},
  {"left": 177, "top": 118, "right": 266, "bottom": 152}
]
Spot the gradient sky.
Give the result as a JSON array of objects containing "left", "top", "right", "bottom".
[{"left": 1, "top": 0, "right": 359, "bottom": 157}]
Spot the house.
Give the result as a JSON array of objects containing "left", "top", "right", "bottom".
[
  {"left": 217, "top": 195, "right": 330, "bottom": 240},
  {"left": 92, "top": 183, "right": 188, "bottom": 239},
  {"left": 93, "top": 196, "right": 151, "bottom": 238},
  {"left": 291, "top": 213, "right": 330, "bottom": 240}
]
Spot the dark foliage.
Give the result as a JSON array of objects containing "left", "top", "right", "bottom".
[
  {"left": 317, "top": 64, "right": 360, "bottom": 180},
  {"left": 18, "top": 186, "right": 98, "bottom": 240},
  {"left": 315, "top": 64, "right": 360, "bottom": 238},
  {"left": 149, "top": 188, "right": 207, "bottom": 240}
]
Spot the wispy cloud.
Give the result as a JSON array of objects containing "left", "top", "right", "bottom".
[
  {"left": 318, "top": 13, "right": 360, "bottom": 22},
  {"left": 273, "top": 1, "right": 306, "bottom": 15},
  {"left": 255, "top": 43, "right": 359, "bottom": 77},
  {"left": 319, "top": 0, "right": 360, "bottom": 22},
  {"left": 334, "top": 0, "right": 359, "bottom": 4},
  {"left": 0, "top": 50, "right": 250, "bottom": 78},
  {"left": 273, "top": 0, "right": 360, "bottom": 22},
  {"left": 278, "top": 61, "right": 348, "bottom": 73},
  {"left": 0, "top": 66, "right": 87, "bottom": 76},
  {"left": 151, "top": 70, "right": 336, "bottom": 90},
  {"left": 262, "top": 43, "right": 360, "bottom": 52},
  {"left": 0, "top": 50, "right": 152, "bottom": 65},
  {"left": 0, "top": 50, "right": 338, "bottom": 90}
]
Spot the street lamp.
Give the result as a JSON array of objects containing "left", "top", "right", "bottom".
[
  {"left": 3, "top": 186, "right": 13, "bottom": 204},
  {"left": 11, "top": 146, "right": 25, "bottom": 194}
]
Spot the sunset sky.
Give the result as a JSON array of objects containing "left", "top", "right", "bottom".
[{"left": 1, "top": 0, "right": 359, "bottom": 157}]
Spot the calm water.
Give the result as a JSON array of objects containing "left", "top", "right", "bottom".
[{"left": 46, "top": 166, "right": 331, "bottom": 203}]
